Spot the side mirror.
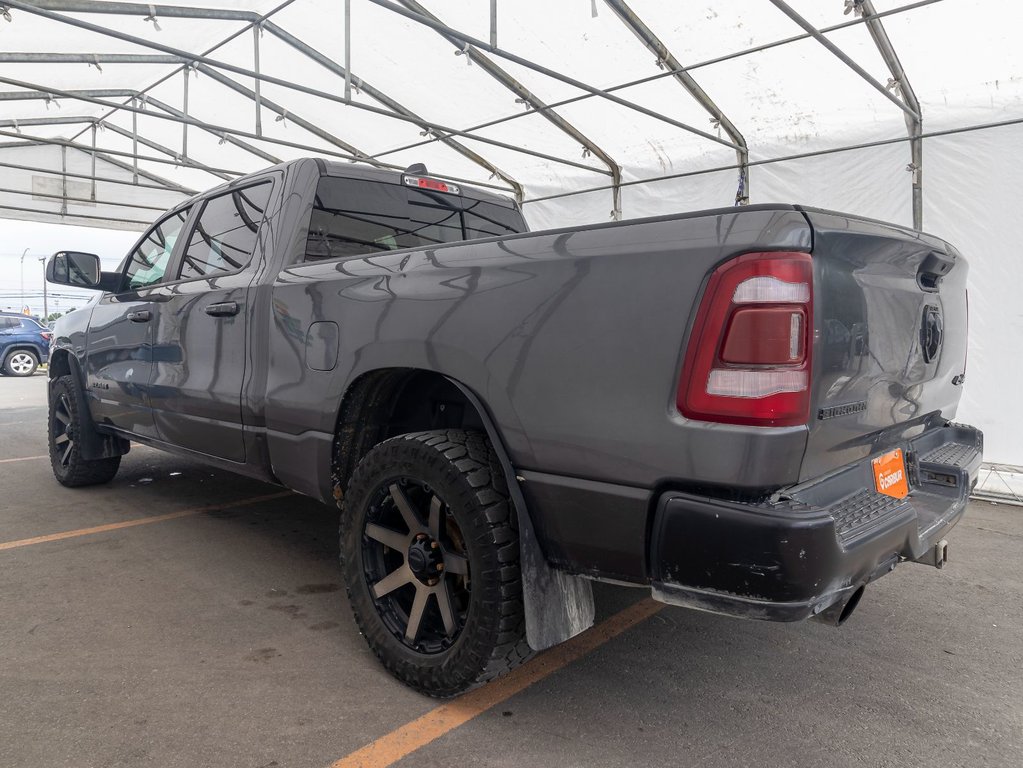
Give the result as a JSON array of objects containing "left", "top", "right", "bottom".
[{"left": 46, "top": 251, "right": 102, "bottom": 289}]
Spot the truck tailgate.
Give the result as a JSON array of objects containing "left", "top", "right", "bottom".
[{"left": 800, "top": 208, "right": 969, "bottom": 481}]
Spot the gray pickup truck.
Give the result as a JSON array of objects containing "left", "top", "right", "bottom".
[{"left": 45, "top": 158, "right": 982, "bottom": 696}]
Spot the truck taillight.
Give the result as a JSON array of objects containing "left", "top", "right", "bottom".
[{"left": 678, "top": 252, "right": 813, "bottom": 427}]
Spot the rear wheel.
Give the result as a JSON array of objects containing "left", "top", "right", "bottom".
[
  {"left": 4, "top": 350, "right": 38, "bottom": 377},
  {"left": 340, "top": 430, "right": 530, "bottom": 697},
  {"left": 49, "top": 375, "right": 121, "bottom": 487}
]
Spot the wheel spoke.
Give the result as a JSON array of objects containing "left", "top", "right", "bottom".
[
  {"left": 365, "top": 523, "right": 408, "bottom": 551},
  {"left": 404, "top": 586, "right": 429, "bottom": 643},
  {"left": 53, "top": 409, "right": 69, "bottom": 425},
  {"left": 61, "top": 441, "right": 73, "bottom": 465},
  {"left": 371, "top": 565, "right": 412, "bottom": 599},
  {"left": 388, "top": 483, "right": 423, "bottom": 533},
  {"left": 54, "top": 433, "right": 69, "bottom": 446},
  {"left": 444, "top": 552, "right": 469, "bottom": 576},
  {"left": 428, "top": 495, "right": 441, "bottom": 539},
  {"left": 435, "top": 581, "right": 457, "bottom": 637}
]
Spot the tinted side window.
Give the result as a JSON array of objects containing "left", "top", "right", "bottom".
[
  {"left": 306, "top": 179, "right": 411, "bottom": 260},
  {"left": 125, "top": 207, "right": 191, "bottom": 291},
  {"left": 0, "top": 317, "right": 20, "bottom": 330},
  {"left": 304, "top": 177, "right": 525, "bottom": 262},
  {"left": 179, "top": 182, "right": 272, "bottom": 280}
]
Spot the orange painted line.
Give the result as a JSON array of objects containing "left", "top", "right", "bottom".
[
  {"left": 331, "top": 598, "right": 664, "bottom": 768},
  {"left": 0, "top": 454, "right": 48, "bottom": 464},
  {"left": 0, "top": 491, "right": 293, "bottom": 551}
]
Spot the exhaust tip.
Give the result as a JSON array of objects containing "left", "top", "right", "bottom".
[
  {"left": 837, "top": 585, "right": 865, "bottom": 626},
  {"left": 811, "top": 585, "right": 865, "bottom": 627}
]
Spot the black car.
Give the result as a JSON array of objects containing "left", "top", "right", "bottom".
[{"left": 0, "top": 311, "right": 51, "bottom": 377}]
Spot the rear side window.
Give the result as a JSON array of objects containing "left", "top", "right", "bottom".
[
  {"left": 0, "top": 317, "right": 21, "bottom": 331},
  {"left": 305, "top": 177, "right": 523, "bottom": 261},
  {"left": 179, "top": 182, "right": 272, "bottom": 280},
  {"left": 125, "top": 207, "right": 191, "bottom": 291}
]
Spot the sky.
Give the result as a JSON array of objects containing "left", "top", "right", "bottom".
[{"left": 0, "top": 218, "right": 138, "bottom": 318}]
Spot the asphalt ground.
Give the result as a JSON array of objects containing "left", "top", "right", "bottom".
[{"left": 1, "top": 373, "right": 1020, "bottom": 768}]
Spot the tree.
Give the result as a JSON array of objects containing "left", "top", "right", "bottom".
[{"left": 46, "top": 312, "right": 64, "bottom": 323}]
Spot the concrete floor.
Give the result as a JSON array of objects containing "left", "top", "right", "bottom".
[{"left": 1, "top": 373, "right": 1020, "bottom": 768}]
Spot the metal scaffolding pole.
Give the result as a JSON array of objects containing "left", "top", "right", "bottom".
[
  {"left": 858, "top": 0, "right": 924, "bottom": 230},
  {"left": 603, "top": 0, "right": 750, "bottom": 205}
]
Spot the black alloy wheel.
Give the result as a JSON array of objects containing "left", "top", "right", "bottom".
[
  {"left": 48, "top": 375, "right": 121, "bottom": 487},
  {"left": 340, "top": 430, "right": 531, "bottom": 697},
  {"left": 361, "top": 478, "right": 471, "bottom": 653}
]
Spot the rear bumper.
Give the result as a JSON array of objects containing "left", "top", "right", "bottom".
[{"left": 650, "top": 423, "right": 983, "bottom": 621}]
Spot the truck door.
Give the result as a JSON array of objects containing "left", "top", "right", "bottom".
[
  {"left": 85, "top": 206, "right": 192, "bottom": 437},
  {"left": 146, "top": 181, "right": 273, "bottom": 463}
]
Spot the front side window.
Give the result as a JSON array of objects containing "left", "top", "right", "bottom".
[
  {"left": 124, "top": 207, "right": 191, "bottom": 291},
  {"left": 179, "top": 182, "right": 272, "bottom": 280}
]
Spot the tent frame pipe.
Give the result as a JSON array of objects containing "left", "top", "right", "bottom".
[
  {"left": 394, "top": 0, "right": 621, "bottom": 218},
  {"left": 523, "top": 115, "right": 1023, "bottom": 207},
  {"left": 4, "top": 0, "right": 610, "bottom": 178},
  {"left": 0, "top": 184, "right": 173, "bottom": 212},
  {"left": 0, "top": 203, "right": 155, "bottom": 227},
  {"left": 767, "top": 0, "right": 919, "bottom": 120},
  {"left": 371, "top": 0, "right": 740, "bottom": 151},
  {"left": 260, "top": 20, "right": 524, "bottom": 201},
  {"left": 0, "top": 78, "right": 520, "bottom": 194},
  {"left": 17, "top": 0, "right": 740, "bottom": 151},
  {"left": 100, "top": 122, "right": 234, "bottom": 180},
  {"left": 0, "top": 128, "right": 246, "bottom": 176},
  {"left": 373, "top": 0, "right": 940, "bottom": 161},
  {"left": 858, "top": 0, "right": 923, "bottom": 230},
  {"left": 0, "top": 157, "right": 195, "bottom": 193},
  {"left": 12, "top": 1, "right": 527, "bottom": 195},
  {"left": 253, "top": 24, "right": 263, "bottom": 136},
  {"left": 602, "top": 0, "right": 749, "bottom": 205},
  {"left": 194, "top": 65, "right": 370, "bottom": 159}
]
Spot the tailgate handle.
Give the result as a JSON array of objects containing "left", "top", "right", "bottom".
[
  {"left": 917, "top": 251, "right": 954, "bottom": 292},
  {"left": 205, "top": 301, "right": 240, "bottom": 317}
]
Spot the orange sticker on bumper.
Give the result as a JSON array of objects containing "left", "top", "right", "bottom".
[{"left": 872, "top": 448, "right": 909, "bottom": 499}]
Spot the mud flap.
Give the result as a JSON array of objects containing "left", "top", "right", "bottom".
[
  {"left": 515, "top": 488, "right": 595, "bottom": 650},
  {"left": 445, "top": 377, "right": 594, "bottom": 650}
]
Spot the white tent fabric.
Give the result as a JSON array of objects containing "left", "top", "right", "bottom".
[{"left": 0, "top": 0, "right": 1020, "bottom": 475}]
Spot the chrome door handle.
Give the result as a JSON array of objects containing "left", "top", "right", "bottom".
[
  {"left": 204, "top": 301, "right": 240, "bottom": 317},
  {"left": 127, "top": 310, "right": 151, "bottom": 323}
]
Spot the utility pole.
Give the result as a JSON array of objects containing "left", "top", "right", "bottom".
[
  {"left": 38, "top": 256, "right": 48, "bottom": 321},
  {"left": 19, "top": 247, "right": 29, "bottom": 314}
]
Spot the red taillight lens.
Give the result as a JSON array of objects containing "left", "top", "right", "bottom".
[
  {"left": 41, "top": 331, "right": 53, "bottom": 342},
  {"left": 678, "top": 251, "right": 813, "bottom": 427}
]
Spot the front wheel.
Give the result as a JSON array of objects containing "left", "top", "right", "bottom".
[
  {"left": 49, "top": 375, "right": 121, "bottom": 487},
  {"left": 4, "top": 350, "right": 38, "bottom": 377},
  {"left": 340, "top": 430, "right": 530, "bottom": 697}
]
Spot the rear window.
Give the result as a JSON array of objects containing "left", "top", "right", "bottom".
[{"left": 305, "top": 177, "right": 523, "bottom": 261}]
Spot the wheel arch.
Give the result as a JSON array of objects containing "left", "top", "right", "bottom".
[
  {"left": 47, "top": 346, "right": 130, "bottom": 461},
  {"left": 331, "top": 366, "right": 594, "bottom": 651}
]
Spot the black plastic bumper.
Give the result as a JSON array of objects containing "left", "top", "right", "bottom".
[{"left": 650, "top": 423, "right": 983, "bottom": 621}]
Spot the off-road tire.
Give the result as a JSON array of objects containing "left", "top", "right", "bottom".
[
  {"left": 341, "top": 429, "right": 531, "bottom": 697},
  {"left": 49, "top": 375, "right": 121, "bottom": 487},
  {"left": 4, "top": 350, "right": 38, "bottom": 377}
]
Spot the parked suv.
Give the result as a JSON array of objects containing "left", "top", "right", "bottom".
[{"left": 0, "top": 312, "right": 51, "bottom": 376}]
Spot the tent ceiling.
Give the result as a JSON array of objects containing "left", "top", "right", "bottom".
[{"left": 0, "top": 0, "right": 1019, "bottom": 230}]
